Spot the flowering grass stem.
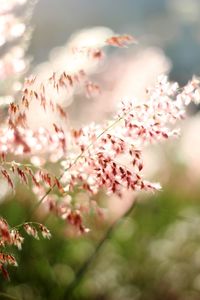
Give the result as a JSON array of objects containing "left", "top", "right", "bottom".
[
  {"left": 30, "top": 115, "right": 125, "bottom": 215},
  {"left": 61, "top": 198, "right": 137, "bottom": 299}
]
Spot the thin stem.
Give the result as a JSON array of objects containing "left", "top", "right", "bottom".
[
  {"left": 61, "top": 198, "right": 137, "bottom": 299},
  {"left": 30, "top": 114, "right": 125, "bottom": 215},
  {"left": 12, "top": 221, "right": 43, "bottom": 231}
]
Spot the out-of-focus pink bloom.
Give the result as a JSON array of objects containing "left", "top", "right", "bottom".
[
  {"left": 0, "top": 14, "right": 25, "bottom": 46},
  {"left": 0, "top": 0, "right": 27, "bottom": 14},
  {"left": 179, "top": 114, "right": 200, "bottom": 179},
  {"left": 81, "top": 47, "right": 171, "bottom": 123}
]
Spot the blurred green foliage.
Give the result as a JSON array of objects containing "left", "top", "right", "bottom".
[{"left": 1, "top": 184, "right": 200, "bottom": 300}]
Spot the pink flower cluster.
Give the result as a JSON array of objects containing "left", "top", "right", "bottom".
[
  {"left": 59, "top": 75, "right": 195, "bottom": 199},
  {"left": 0, "top": 217, "right": 50, "bottom": 279}
]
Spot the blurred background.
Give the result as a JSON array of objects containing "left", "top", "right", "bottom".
[
  {"left": 1, "top": 0, "right": 200, "bottom": 299},
  {"left": 30, "top": 0, "right": 200, "bottom": 84}
]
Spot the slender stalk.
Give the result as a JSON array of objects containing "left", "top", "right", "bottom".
[
  {"left": 30, "top": 114, "right": 125, "bottom": 215},
  {"left": 61, "top": 198, "right": 137, "bottom": 299},
  {"left": 12, "top": 221, "right": 44, "bottom": 230}
]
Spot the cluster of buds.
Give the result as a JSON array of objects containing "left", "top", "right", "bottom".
[
  {"left": 177, "top": 76, "right": 200, "bottom": 105},
  {"left": 61, "top": 74, "right": 199, "bottom": 199},
  {"left": 0, "top": 0, "right": 32, "bottom": 103},
  {"left": 0, "top": 125, "right": 68, "bottom": 157},
  {"left": 106, "top": 34, "right": 137, "bottom": 47},
  {"left": 0, "top": 217, "right": 50, "bottom": 280}
]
